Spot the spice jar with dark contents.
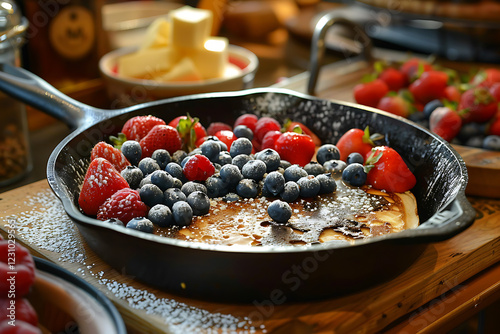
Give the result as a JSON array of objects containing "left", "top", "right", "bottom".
[{"left": 0, "top": 0, "right": 31, "bottom": 187}]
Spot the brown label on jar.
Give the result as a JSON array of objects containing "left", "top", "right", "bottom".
[{"left": 48, "top": 5, "right": 95, "bottom": 60}]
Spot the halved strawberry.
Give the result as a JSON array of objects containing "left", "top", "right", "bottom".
[
  {"left": 97, "top": 188, "right": 149, "bottom": 223},
  {"left": 90, "top": 141, "right": 130, "bottom": 172},
  {"left": 78, "top": 158, "right": 130, "bottom": 216},
  {"left": 365, "top": 146, "right": 416, "bottom": 193},
  {"left": 140, "top": 125, "right": 182, "bottom": 158},
  {"left": 121, "top": 115, "right": 166, "bottom": 141}
]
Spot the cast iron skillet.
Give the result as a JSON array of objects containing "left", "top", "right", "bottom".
[{"left": 0, "top": 64, "right": 475, "bottom": 303}]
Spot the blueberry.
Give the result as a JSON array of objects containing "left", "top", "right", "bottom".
[
  {"left": 180, "top": 156, "right": 191, "bottom": 168},
  {"left": 150, "top": 149, "right": 171, "bottom": 170},
  {"left": 172, "top": 201, "right": 193, "bottom": 226},
  {"left": 236, "top": 179, "right": 259, "bottom": 198},
  {"left": 164, "top": 188, "right": 187, "bottom": 208},
  {"left": 139, "top": 183, "right": 164, "bottom": 207},
  {"left": 280, "top": 160, "right": 292, "bottom": 170},
  {"left": 232, "top": 154, "right": 253, "bottom": 171},
  {"left": 187, "top": 191, "right": 211, "bottom": 216},
  {"left": 323, "top": 159, "right": 347, "bottom": 174},
  {"left": 188, "top": 148, "right": 202, "bottom": 156},
  {"left": 242, "top": 159, "right": 267, "bottom": 180},
  {"left": 408, "top": 111, "right": 426, "bottom": 123},
  {"left": 233, "top": 125, "right": 254, "bottom": 140},
  {"left": 148, "top": 204, "right": 174, "bottom": 227},
  {"left": 283, "top": 165, "right": 308, "bottom": 182},
  {"left": 121, "top": 165, "right": 143, "bottom": 189},
  {"left": 304, "top": 162, "right": 324, "bottom": 176},
  {"left": 103, "top": 218, "right": 124, "bottom": 227},
  {"left": 423, "top": 99, "right": 444, "bottom": 119},
  {"left": 230, "top": 137, "right": 253, "bottom": 158},
  {"left": 342, "top": 163, "right": 367, "bottom": 187},
  {"left": 223, "top": 192, "right": 241, "bottom": 202},
  {"left": 201, "top": 140, "right": 221, "bottom": 162},
  {"left": 316, "top": 144, "right": 341, "bottom": 165},
  {"left": 267, "top": 200, "right": 292, "bottom": 224},
  {"left": 316, "top": 174, "right": 337, "bottom": 194},
  {"left": 220, "top": 164, "right": 243, "bottom": 187},
  {"left": 255, "top": 149, "right": 281, "bottom": 172},
  {"left": 181, "top": 181, "right": 207, "bottom": 197},
  {"left": 172, "top": 177, "right": 183, "bottom": 189},
  {"left": 483, "top": 135, "right": 500, "bottom": 151},
  {"left": 150, "top": 170, "right": 174, "bottom": 191},
  {"left": 138, "top": 157, "right": 160, "bottom": 176},
  {"left": 205, "top": 136, "right": 228, "bottom": 151},
  {"left": 280, "top": 181, "right": 300, "bottom": 202},
  {"left": 139, "top": 174, "right": 152, "bottom": 188},
  {"left": 126, "top": 217, "right": 154, "bottom": 233},
  {"left": 297, "top": 176, "right": 321, "bottom": 198},
  {"left": 217, "top": 151, "right": 233, "bottom": 166},
  {"left": 457, "top": 123, "right": 486, "bottom": 142},
  {"left": 173, "top": 150, "right": 188, "bottom": 164},
  {"left": 263, "top": 171, "right": 285, "bottom": 196},
  {"left": 121, "top": 140, "right": 142, "bottom": 166},
  {"left": 165, "top": 162, "right": 184, "bottom": 179},
  {"left": 205, "top": 175, "right": 229, "bottom": 198},
  {"left": 346, "top": 152, "right": 364, "bottom": 165}
]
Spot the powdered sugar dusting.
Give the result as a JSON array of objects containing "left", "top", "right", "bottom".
[{"left": 1, "top": 189, "right": 261, "bottom": 333}]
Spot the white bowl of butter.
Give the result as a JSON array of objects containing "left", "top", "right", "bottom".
[{"left": 99, "top": 6, "right": 259, "bottom": 107}]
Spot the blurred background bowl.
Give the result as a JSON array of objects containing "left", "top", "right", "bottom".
[
  {"left": 102, "top": 0, "right": 182, "bottom": 50},
  {"left": 99, "top": 44, "right": 259, "bottom": 106},
  {"left": 29, "top": 257, "right": 126, "bottom": 334}
]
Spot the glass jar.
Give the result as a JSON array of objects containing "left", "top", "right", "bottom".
[{"left": 0, "top": 0, "right": 31, "bottom": 187}]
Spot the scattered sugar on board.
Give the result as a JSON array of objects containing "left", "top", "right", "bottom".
[{"left": 2, "top": 189, "right": 261, "bottom": 333}]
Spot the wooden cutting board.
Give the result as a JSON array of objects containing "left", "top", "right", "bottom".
[
  {"left": 272, "top": 55, "right": 500, "bottom": 198},
  {"left": 1, "top": 180, "right": 500, "bottom": 333}
]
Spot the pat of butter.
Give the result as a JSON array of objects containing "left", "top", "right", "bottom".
[
  {"left": 187, "top": 37, "right": 228, "bottom": 79},
  {"left": 118, "top": 47, "right": 178, "bottom": 78},
  {"left": 157, "top": 57, "right": 203, "bottom": 82},
  {"left": 140, "top": 18, "right": 171, "bottom": 50},
  {"left": 170, "top": 6, "right": 213, "bottom": 50}
]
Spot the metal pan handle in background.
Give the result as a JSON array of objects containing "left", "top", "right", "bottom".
[
  {"left": 0, "top": 63, "right": 110, "bottom": 130},
  {"left": 308, "top": 13, "right": 373, "bottom": 95}
]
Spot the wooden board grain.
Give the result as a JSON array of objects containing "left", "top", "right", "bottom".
[
  {"left": 1, "top": 180, "right": 500, "bottom": 333},
  {"left": 272, "top": 56, "right": 500, "bottom": 199}
]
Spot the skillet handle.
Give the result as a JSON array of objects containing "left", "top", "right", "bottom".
[
  {"left": 0, "top": 63, "right": 95, "bottom": 129},
  {"left": 308, "top": 13, "right": 373, "bottom": 95}
]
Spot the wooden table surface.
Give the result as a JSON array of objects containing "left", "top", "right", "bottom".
[{"left": 1, "top": 178, "right": 499, "bottom": 333}]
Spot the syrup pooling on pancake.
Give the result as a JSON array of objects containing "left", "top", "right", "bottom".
[{"left": 154, "top": 179, "right": 419, "bottom": 246}]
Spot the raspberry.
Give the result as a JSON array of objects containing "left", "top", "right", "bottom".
[
  {"left": 182, "top": 154, "right": 215, "bottom": 181},
  {"left": 254, "top": 117, "right": 281, "bottom": 142},
  {"left": 97, "top": 188, "right": 149, "bottom": 224}
]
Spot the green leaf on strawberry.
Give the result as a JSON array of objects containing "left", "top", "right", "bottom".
[
  {"left": 109, "top": 132, "right": 128, "bottom": 150},
  {"left": 176, "top": 113, "right": 200, "bottom": 152}
]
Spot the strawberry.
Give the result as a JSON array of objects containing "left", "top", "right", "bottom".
[
  {"left": 78, "top": 158, "right": 130, "bottom": 216},
  {"left": 399, "top": 58, "right": 433, "bottom": 82},
  {"left": 183, "top": 154, "right": 215, "bottom": 181},
  {"left": 97, "top": 188, "right": 149, "bottom": 223},
  {"left": 429, "top": 107, "right": 462, "bottom": 142},
  {"left": 409, "top": 70, "right": 449, "bottom": 104},
  {"left": 376, "top": 94, "right": 412, "bottom": 118},
  {"left": 234, "top": 113, "right": 258, "bottom": 132},
  {"left": 489, "top": 82, "right": 500, "bottom": 102},
  {"left": 139, "top": 125, "right": 182, "bottom": 158},
  {"left": 274, "top": 132, "right": 315, "bottom": 167},
  {"left": 169, "top": 115, "right": 207, "bottom": 142},
  {"left": 121, "top": 115, "right": 166, "bottom": 141},
  {"left": 443, "top": 85, "right": 462, "bottom": 103},
  {"left": 487, "top": 111, "right": 500, "bottom": 136},
  {"left": 336, "top": 127, "right": 376, "bottom": 162},
  {"left": 254, "top": 117, "right": 281, "bottom": 142},
  {"left": 378, "top": 67, "right": 407, "bottom": 92},
  {"left": 90, "top": 141, "right": 130, "bottom": 172},
  {"left": 207, "top": 122, "right": 232, "bottom": 136},
  {"left": 353, "top": 79, "right": 389, "bottom": 108},
  {"left": 260, "top": 130, "right": 282, "bottom": 150},
  {"left": 471, "top": 68, "right": 500, "bottom": 88},
  {"left": 365, "top": 146, "right": 416, "bottom": 193},
  {"left": 214, "top": 130, "right": 237, "bottom": 149},
  {"left": 459, "top": 87, "right": 497, "bottom": 123},
  {"left": 283, "top": 120, "right": 322, "bottom": 146}
]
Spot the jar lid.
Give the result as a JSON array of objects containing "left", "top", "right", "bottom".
[{"left": 0, "top": 0, "right": 27, "bottom": 43}]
